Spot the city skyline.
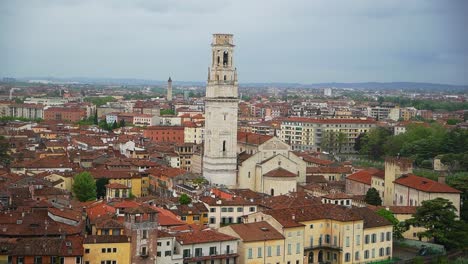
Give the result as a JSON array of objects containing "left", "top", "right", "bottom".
[{"left": 1, "top": 0, "right": 468, "bottom": 85}]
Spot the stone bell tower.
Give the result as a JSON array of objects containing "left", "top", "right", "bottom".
[
  {"left": 203, "top": 33, "right": 239, "bottom": 187},
  {"left": 167, "top": 77, "right": 173, "bottom": 101}
]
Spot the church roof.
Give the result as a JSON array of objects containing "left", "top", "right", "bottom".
[{"left": 263, "top": 168, "right": 297, "bottom": 178}]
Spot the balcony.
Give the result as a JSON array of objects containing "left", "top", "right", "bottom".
[{"left": 304, "top": 243, "right": 342, "bottom": 252}]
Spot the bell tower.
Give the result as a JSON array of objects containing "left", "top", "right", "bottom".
[{"left": 203, "top": 34, "right": 239, "bottom": 187}]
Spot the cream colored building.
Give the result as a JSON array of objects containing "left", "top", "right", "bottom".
[
  {"left": 245, "top": 205, "right": 393, "bottom": 264},
  {"left": 184, "top": 124, "right": 204, "bottom": 144},
  {"left": 393, "top": 174, "right": 461, "bottom": 215},
  {"left": 237, "top": 135, "right": 306, "bottom": 196},
  {"left": 219, "top": 221, "right": 302, "bottom": 264},
  {"left": 280, "top": 117, "right": 376, "bottom": 152}
]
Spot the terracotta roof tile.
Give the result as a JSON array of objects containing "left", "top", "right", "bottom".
[
  {"left": 228, "top": 221, "right": 284, "bottom": 242},
  {"left": 394, "top": 174, "right": 461, "bottom": 193},
  {"left": 176, "top": 229, "right": 238, "bottom": 245},
  {"left": 264, "top": 168, "right": 297, "bottom": 178}
]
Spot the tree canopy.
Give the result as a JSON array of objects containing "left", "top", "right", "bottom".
[
  {"left": 72, "top": 172, "right": 97, "bottom": 202},
  {"left": 405, "top": 198, "right": 465, "bottom": 249},
  {"left": 376, "top": 209, "right": 407, "bottom": 239},
  {"left": 0, "top": 136, "right": 11, "bottom": 168},
  {"left": 365, "top": 188, "right": 382, "bottom": 206},
  {"left": 179, "top": 194, "right": 192, "bottom": 205}
]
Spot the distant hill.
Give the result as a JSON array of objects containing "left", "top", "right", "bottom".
[{"left": 7, "top": 77, "right": 468, "bottom": 92}]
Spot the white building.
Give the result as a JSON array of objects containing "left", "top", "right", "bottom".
[{"left": 203, "top": 34, "right": 239, "bottom": 187}]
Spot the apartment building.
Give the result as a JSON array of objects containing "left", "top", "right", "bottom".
[
  {"left": 244, "top": 205, "right": 393, "bottom": 264},
  {"left": 280, "top": 118, "right": 376, "bottom": 152}
]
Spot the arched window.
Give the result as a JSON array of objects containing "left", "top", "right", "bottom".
[
  {"left": 217, "top": 56, "right": 220, "bottom": 65},
  {"left": 224, "top": 75, "right": 227, "bottom": 81},
  {"left": 222, "top": 140, "right": 226, "bottom": 152},
  {"left": 223, "top": 51, "right": 229, "bottom": 66},
  {"left": 271, "top": 188, "right": 274, "bottom": 196}
]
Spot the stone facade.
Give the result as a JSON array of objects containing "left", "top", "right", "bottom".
[{"left": 203, "top": 34, "right": 239, "bottom": 187}]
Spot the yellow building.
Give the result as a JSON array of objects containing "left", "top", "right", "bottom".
[
  {"left": 90, "top": 170, "right": 145, "bottom": 198},
  {"left": 44, "top": 172, "right": 74, "bottom": 192},
  {"left": 245, "top": 205, "right": 393, "bottom": 264},
  {"left": 170, "top": 202, "right": 209, "bottom": 225},
  {"left": 219, "top": 221, "right": 295, "bottom": 264},
  {"left": 83, "top": 235, "right": 131, "bottom": 264}
]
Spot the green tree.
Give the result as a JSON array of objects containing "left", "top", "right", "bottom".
[
  {"left": 112, "top": 120, "right": 118, "bottom": 129},
  {"left": 376, "top": 209, "right": 407, "bottom": 239},
  {"left": 406, "top": 198, "right": 457, "bottom": 246},
  {"left": 365, "top": 188, "right": 382, "bottom": 206},
  {"left": 0, "top": 136, "right": 11, "bottom": 168},
  {"left": 72, "top": 172, "right": 97, "bottom": 202},
  {"left": 119, "top": 119, "right": 125, "bottom": 128},
  {"left": 335, "top": 132, "right": 347, "bottom": 153},
  {"left": 179, "top": 194, "right": 192, "bottom": 205},
  {"left": 95, "top": 178, "right": 109, "bottom": 199},
  {"left": 358, "top": 127, "right": 392, "bottom": 159},
  {"left": 160, "top": 109, "right": 175, "bottom": 115}
]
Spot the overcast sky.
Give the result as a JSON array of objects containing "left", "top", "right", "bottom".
[{"left": 1, "top": 0, "right": 467, "bottom": 84}]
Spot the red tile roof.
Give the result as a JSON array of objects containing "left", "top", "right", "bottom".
[
  {"left": 106, "top": 183, "right": 130, "bottom": 189},
  {"left": 228, "top": 221, "right": 284, "bottom": 242},
  {"left": 237, "top": 132, "right": 273, "bottom": 145},
  {"left": 176, "top": 229, "right": 238, "bottom": 245},
  {"left": 394, "top": 174, "right": 461, "bottom": 193},
  {"left": 346, "top": 168, "right": 382, "bottom": 185},
  {"left": 263, "top": 168, "right": 297, "bottom": 178}
]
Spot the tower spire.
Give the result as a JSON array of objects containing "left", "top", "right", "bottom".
[{"left": 167, "top": 76, "right": 172, "bottom": 101}]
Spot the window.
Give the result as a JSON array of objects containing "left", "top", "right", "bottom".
[
  {"left": 372, "top": 249, "right": 375, "bottom": 258},
  {"left": 85, "top": 249, "right": 90, "bottom": 253},
  {"left": 386, "top": 247, "right": 391, "bottom": 255},
  {"left": 380, "top": 232, "right": 385, "bottom": 242},
  {"left": 345, "top": 236, "right": 350, "bottom": 247},
  {"left": 364, "top": 250, "right": 369, "bottom": 259},
  {"left": 165, "top": 251, "right": 172, "bottom": 256},
  {"left": 181, "top": 216, "right": 187, "bottom": 221},
  {"left": 356, "top": 235, "right": 361, "bottom": 245},
  {"left": 365, "top": 235, "right": 369, "bottom": 244},
  {"left": 258, "top": 247, "right": 262, "bottom": 258},
  {"left": 157, "top": 242, "right": 162, "bottom": 246},
  {"left": 221, "top": 208, "right": 227, "bottom": 212},
  {"left": 310, "top": 224, "right": 314, "bottom": 229},
  {"left": 325, "top": 235, "right": 330, "bottom": 243},
  {"left": 267, "top": 246, "right": 272, "bottom": 257},
  {"left": 183, "top": 249, "right": 191, "bottom": 258},
  {"left": 210, "top": 208, "right": 216, "bottom": 212},
  {"left": 156, "top": 251, "right": 162, "bottom": 257},
  {"left": 379, "top": 248, "right": 385, "bottom": 257},
  {"left": 248, "top": 248, "right": 253, "bottom": 259},
  {"left": 355, "top": 251, "right": 360, "bottom": 261},
  {"left": 345, "top": 253, "right": 351, "bottom": 262},
  {"left": 142, "top": 230, "right": 148, "bottom": 239},
  {"left": 209, "top": 247, "right": 217, "bottom": 255},
  {"left": 287, "top": 243, "right": 291, "bottom": 255},
  {"left": 222, "top": 140, "right": 226, "bottom": 152},
  {"left": 249, "top": 207, "right": 255, "bottom": 212},
  {"left": 141, "top": 246, "right": 147, "bottom": 256},
  {"left": 386, "top": 231, "right": 392, "bottom": 241},
  {"left": 296, "top": 243, "right": 300, "bottom": 254},
  {"left": 113, "top": 248, "right": 117, "bottom": 253},
  {"left": 210, "top": 217, "right": 216, "bottom": 224},
  {"left": 276, "top": 245, "right": 281, "bottom": 256},
  {"left": 372, "top": 234, "right": 377, "bottom": 243},
  {"left": 195, "top": 248, "right": 202, "bottom": 257},
  {"left": 107, "top": 248, "right": 111, "bottom": 253},
  {"left": 297, "top": 231, "right": 301, "bottom": 236},
  {"left": 228, "top": 207, "right": 234, "bottom": 212},
  {"left": 237, "top": 207, "right": 243, "bottom": 212},
  {"left": 102, "top": 248, "right": 106, "bottom": 253},
  {"left": 333, "top": 236, "right": 337, "bottom": 246}
]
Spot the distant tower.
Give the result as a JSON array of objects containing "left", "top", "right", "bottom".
[
  {"left": 203, "top": 33, "right": 239, "bottom": 187},
  {"left": 167, "top": 77, "right": 173, "bottom": 101}
]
